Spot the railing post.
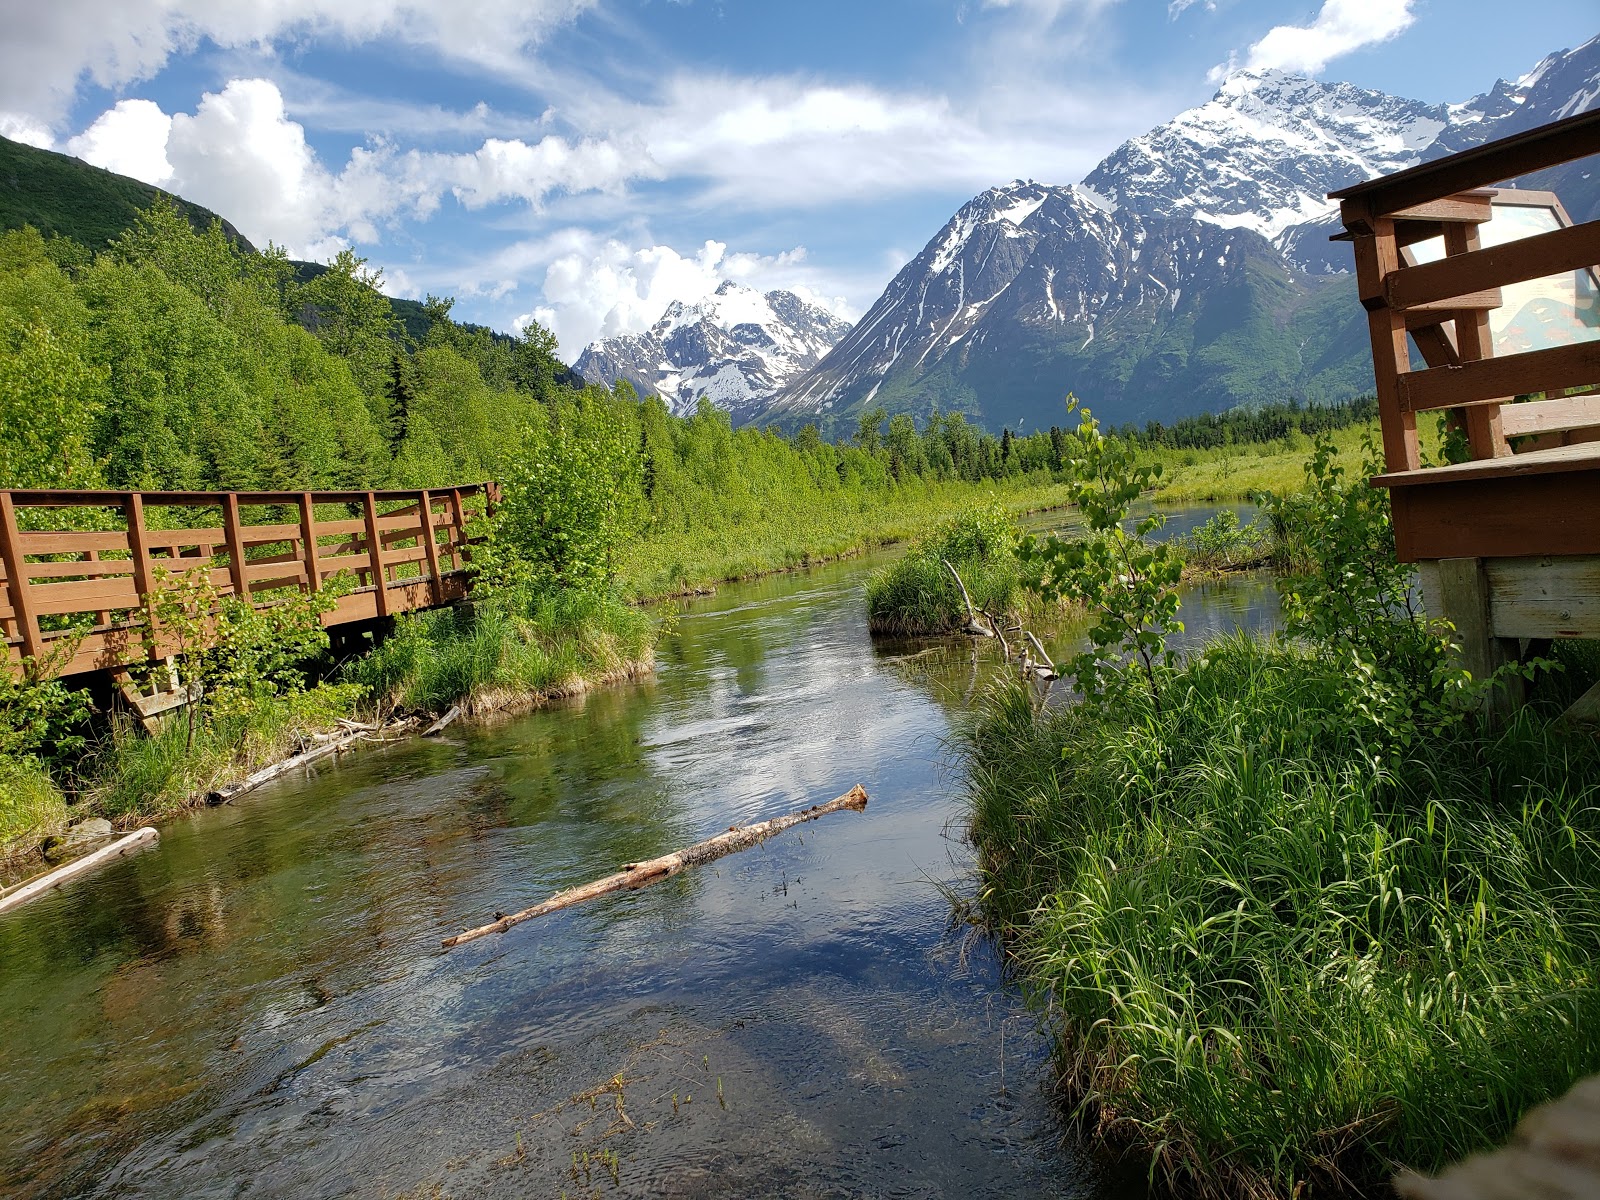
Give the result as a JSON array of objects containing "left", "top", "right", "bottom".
[
  {"left": 362, "top": 492, "right": 391, "bottom": 617},
  {"left": 125, "top": 493, "right": 158, "bottom": 662},
  {"left": 449, "top": 489, "right": 469, "bottom": 568},
  {"left": 1349, "top": 209, "right": 1420, "bottom": 473},
  {"left": 418, "top": 489, "right": 444, "bottom": 604},
  {"left": 222, "top": 492, "right": 249, "bottom": 601},
  {"left": 298, "top": 492, "right": 321, "bottom": 593},
  {"left": 0, "top": 492, "right": 44, "bottom": 666},
  {"left": 1444, "top": 222, "right": 1510, "bottom": 460}
]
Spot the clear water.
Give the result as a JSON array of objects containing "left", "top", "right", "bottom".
[{"left": 0, "top": 512, "right": 1278, "bottom": 1199}]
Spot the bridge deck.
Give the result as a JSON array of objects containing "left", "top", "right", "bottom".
[{"left": 0, "top": 484, "right": 496, "bottom": 681}]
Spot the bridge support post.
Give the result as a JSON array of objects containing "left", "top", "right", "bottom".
[
  {"left": 363, "top": 493, "right": 391, "bottom": 617},
  {"left": 0, "top": 492, "right": 43, "bottom": 666},
  {"left": 1434, "top": 557, "right": 1525, "bottom": 719},
  {"left": 419, "top": 489, "right": 444, "bottom": 605}
]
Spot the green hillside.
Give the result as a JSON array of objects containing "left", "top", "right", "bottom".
[{"left": 0, "top": 134, "right": 254, "bottom": 253}]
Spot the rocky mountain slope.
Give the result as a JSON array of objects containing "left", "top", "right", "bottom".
[
  {"left": 756, "top": 35, "right": 1600, "bottom": 436},
  {"left": 574, "top": 281, "right": 851, "bottom": 415}
]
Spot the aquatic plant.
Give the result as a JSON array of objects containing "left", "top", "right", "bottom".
[{"left": 865, "top": 505, "right": 1022, "bottom": 636}]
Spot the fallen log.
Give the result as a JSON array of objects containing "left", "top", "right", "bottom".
[
  {"left": 0, "top": 828, "right": 159, "bottom": 915},
  {"left": 941, "top": 559, "right": 995, "bottom": 638},
  {"left": 443, "top": 784, "right": 869, "bottom": 948},
  {"left": 204, "top": 717, "right": 417, "bottom": 805},
  {"left": 423, "top": 705, "right": 462, "bottom": 737}
]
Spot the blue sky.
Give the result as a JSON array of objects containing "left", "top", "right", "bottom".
[{"left": 3, "top": 0, "right": 1596, "bottom": 357}]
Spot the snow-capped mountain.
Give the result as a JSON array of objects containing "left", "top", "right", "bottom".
[
  {"left": 574, "top": 281, "right": 851, "bottom": 415},
  {"left": 756, "top": 35, "right": 1600, "bottom": 435}
]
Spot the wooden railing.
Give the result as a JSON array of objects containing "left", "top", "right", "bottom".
[
  {"left": 0, "top": 484, "right": 497, "bottom": 680},
  {"left": 1331, "top": 107, "right": 1600, "bottom": 480}
]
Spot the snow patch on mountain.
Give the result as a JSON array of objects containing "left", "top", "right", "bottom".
[{"left": 573, "top": 281, "right": 851, "bottom": 416}]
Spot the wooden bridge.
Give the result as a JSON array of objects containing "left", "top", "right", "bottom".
[
  {"left": 0, "top": 484, "right": 496, "bottom": 689},
  {"left": 1333, "top": 107, "right": 1600, "bottom": 713}
]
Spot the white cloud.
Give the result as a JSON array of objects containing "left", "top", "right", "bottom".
[
  {"left": 60, "top": 79, "right": 646, "bottom": 257},
  {"left": 66, "top": 99, "right": 173, "bottom": 184},
  {"left": 1224, "top": 0, "right": 1416, "bottom": 79},
  {"left": 0, "top": 0, "right": 598, "bottom": 120},
  {"left": 0, "top": 112, "right": 55, "bottom": 149},
  {"left": 500, "top": 233, "right": 853, "bottom": 357},
  {"left": 1167, "top": 0, "right": 1214, "bottom": 17}
]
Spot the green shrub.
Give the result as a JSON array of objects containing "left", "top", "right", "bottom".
[{"left": 865, "top": 505, "right": 1021, "bottom": 636}]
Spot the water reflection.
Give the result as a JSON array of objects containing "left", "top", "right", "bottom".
[{"left": 0, "top": 523, "right": 1276, "bottom": 1199}]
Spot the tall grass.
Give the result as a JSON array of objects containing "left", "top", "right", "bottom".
[
  {"left": 0, "top": 755, "right": 67, "bottom": 855},
  {"left": 90, "top": 684, "right": 363, "bottom": 822},
  {"left": 866, "top": 507, "right": 1022, "bottom": 636},
  {"left": 961, "top": 636, "right": 1600, "bottom": 1198},
  {"left": 344, "top": 584, "right": 656, "bottom": 715}
]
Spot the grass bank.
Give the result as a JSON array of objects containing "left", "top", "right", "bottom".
[
  {"left": 865, "top": 507, "right": 1023, "bottom": 636},
  {"left": 961, "top": 635, "right": 1600, "bottom": 1198},
  {"left": 617, "top": 472, "right": 1075, "bottom": 600}
]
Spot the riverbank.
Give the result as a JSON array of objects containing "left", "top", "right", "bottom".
[
  {"left": 0, "top": 584, "right": 658, "bottom": 886},
  {"left": 961, "top": 641, "right": 1600, "bottom": 1198},
  {"left": 617, "top": 473, "right": 1076, "bottom": 600}
]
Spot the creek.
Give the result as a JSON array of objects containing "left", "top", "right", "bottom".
[{"left": 0, "top": 505, "right": 1276, "bottom": 1199}]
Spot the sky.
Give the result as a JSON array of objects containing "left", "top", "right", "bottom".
[{"left": 1, "top": 0, "right": 1596, "bottom": 359}]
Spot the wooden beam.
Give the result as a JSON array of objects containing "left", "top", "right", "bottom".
[
  {"left": 1401, "top": 288, "right": 1503, "bottom": 316},
  {"left": 298, "top": 492, "right": 321, "bottom": 594},
  {"left": 0, "top": 493, "right": 43, "bottom": 665},
  {"left": 1353, "top": 219, "right": 1420, "bottom": 472},
  {"left": 124, "top": 493, "right": 158, "bottom": 661},
  {"left": 1387, "top": 466, "right": 1600, "bottom": 561},
  {"left": 221, "top": 492, "right": 249, "bottom": 600},
  {"left": 1388, "top": 192, "right": 1495, "bottom": 223},
  {"left": 1434, "top": 557, "right": 1522, "bottom": 717},
  {"left": 449, "top": 488, "right": 469, "bottom": 569},
  {"left": 418, "top": 490, "right": 444, "bottom": 605},
  {"left": 1445, "top": 224, "right": 1508, "bottom": 460},
  {"left": 1398, "top": 340, "right": 1600, "bottom": 414},
  {"left": 1387, "top": 221, "right": 1600, "bottom": 311},
  {"left": 1499, "top": 393, "right": 1600, "bottom": 438},
  {"left": 362, "top": 492, "right": 391, "bottom": 617},
  {"left": 1329, "top": 108, "right": 1600, "bottom": 217},
  {"left": 1484, "top": 556, "right": 1600, "bottom": 639}
]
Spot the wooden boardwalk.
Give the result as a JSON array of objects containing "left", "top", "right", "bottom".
[
  {"left": 1333, "top": 108, "right": 1600, "bottom": 712},
  {"left": 0, "top": 484, "right": 496, "bottom": 683}
]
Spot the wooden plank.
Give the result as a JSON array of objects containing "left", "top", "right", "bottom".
[
  {"left": 244, "top": 560, "right": 309, "bottom": 584},
  {"left": 1485, "top": 556, "right": 1600, "bottom": 639},
  {"left": 1388, "top": 192, "right": 1495, "bottom": 223},
  {"left": 1408, "top": 321, "right": 1461, "bottom": 366},
  {"left": 0, "top": 493, "right": 43, "bottom": 664},
  {"left": 16, "top": 530, "right": 131, "bottom": 555},
  {"left": 314, "top": 517, "right": 367, "bottom": 537},
  {"left": 1387, "top": 221, "right": 1600, "bottom": 311},
  {"left": 221, "top": 493, "right": 249, "bottom": 600},
  {"left": 138, "top": 527, "right": 227, "bottom": 549},
  {"left": 23, "top": 559, "right": 138, "bottom": 580},
  {"left": 1388, "top": 467, "right": 1600, "bottom": 561},
  {"left": 1434, "top": 557, "right": 1522, "bottom": 716},
  {"left": 1329, "top": 108, "right": 1600, "bottom": 216},
  {"left": 1353, "top": 220, "right": 1420, "bottom": 472},
  {"left": 1500, "top": 394, "right": 1600, "bottom": 438},
  {"left": 298, "top": 492, "right": 321, "bottom": 593},
  {"left": 30, "top": 576, "right": 142, "bottom": 615},
  {"left": 362, "top": 492, "right": 390, "bottom": 618},
  {"left": 1401, "top": 288, "right": 1503, "bottom": 315},
  {"left": 1398, "top": 339, "right": 1600, "bottom": 413},
  {"left": 233, "top": 522, "right": 302, "bottom": 545}
]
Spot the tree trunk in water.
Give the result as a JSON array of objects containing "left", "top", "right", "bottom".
[{"left": 442, "top": 785, "right": 869, "bottom": 947}]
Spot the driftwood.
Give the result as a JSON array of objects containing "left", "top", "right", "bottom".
[
  {"left": 0, "top": 828, "right": 159, "bottom": 915},
  {"left": 423, "top": 705, "right": 462, "bottom": 737},
  {"left": 443, "top": 785, "right": 869, "bottom": 948},
  {"left": 941, "top": 559, "right": 995, "bottom": 637},
  {"left": 206, "top": 717, "right": 416, "bottom": 805}
]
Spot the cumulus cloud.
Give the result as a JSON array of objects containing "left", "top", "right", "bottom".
[
  {"left": 62, "top": 79, "right": 646, "bottom": 257},
  {"left": 66, "top": 99, "right": 174, "bottom": 185},
  {"left": 0, "top": 112, "right": 55, "bottom": 149},
  {"left": 2, "top": 0, "right": 598, "bottom": 121},
  {"left": 504, "top": 234, "right": 852, "bottom": 357},
  {"left": 1217, "top": 0, "right": 1416, "bottom": 80}
]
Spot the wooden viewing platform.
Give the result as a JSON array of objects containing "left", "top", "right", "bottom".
[
  {"left": 1333, "top": 107, "right": 1600, "bottom": 713},
  {"left": 0, "top": 484, "right": 497, "bottom": 689}
]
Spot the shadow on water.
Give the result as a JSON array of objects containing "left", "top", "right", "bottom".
[{"left": 0, "top": 513, "right": 1276, "bottom": 1199}]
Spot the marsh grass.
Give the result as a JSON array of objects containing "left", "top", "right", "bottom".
[
  {"left": 345, "top": 584, "right": 656, "bottom": 715},
  {"left": 0, "top": 754, "right": 67, "bottom": 855},
  {"left": 866, "top": 507, "right": 1023, "bottom": 636},
  {"left": 91, "top": 684, "right": 363, "bottom": 822},
  {"left": 960, "top": 636, "right": 1600, "bottom": 1198}
]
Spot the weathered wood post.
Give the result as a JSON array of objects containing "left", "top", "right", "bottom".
[{"left": 0, "top": 492, "right": 43, "bottom": 666}]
